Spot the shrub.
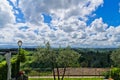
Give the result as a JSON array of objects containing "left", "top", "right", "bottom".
[
  {"left": 104, "top": 68, "right": 120, "bottom": 80},
  {"left": 0, "top": 58, "right": 19, "bottom": 79},
  {"left": 11, "top": 58, "right": 18, "bottom": 78},
  {"left": 0, "top": 61, "right": 7, "bottom": 80},
  {"left": 0, "top": 49, "right": 27, "bottom": 79}
]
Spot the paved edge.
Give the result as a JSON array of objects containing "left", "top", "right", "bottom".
[{"left": 29, "top": 76, "right": 104, "bottom": 78}]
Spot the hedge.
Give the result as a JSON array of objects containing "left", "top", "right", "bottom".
[
  {"left": 0, "top": 61, "right": 7, "bottom": 80},
  {"left": 104, "top": 68, "right": 120, "bottom": 80},
  {"left": 0, "top": 58, "right": 19, "bottom": 80},
  {"left": 0, "top": 49, "right": 27, "bottom": 80}
]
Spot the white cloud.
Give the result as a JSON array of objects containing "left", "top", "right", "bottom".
[
  {"left": 83, "top": 18, "right": 120, "bottom": 48},
  {"left": 1, "top": 0, "right": 120, "bottom": 48},
  {"left": 0, "top": 0, "right": 15, "bottom": 28},
  {"left": 90, "top": 18, "right": 108, "bottom": 32},
  {"left": 19, "top": 0, "right": 103, "bottom": 22},
  {"left": 18, "top": 0, "right": 104, "bottom": 45}
]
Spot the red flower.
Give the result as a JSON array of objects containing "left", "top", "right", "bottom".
[{"left": 19, "top": 71, "right": 24, "bottom": 75}]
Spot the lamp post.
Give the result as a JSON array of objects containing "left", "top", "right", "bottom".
[
  {"left": 18, "top": 40, "right": 22, "bottom": 49},
  {"left": 17, "top": 40, "right": 22, "bottom": 74}
]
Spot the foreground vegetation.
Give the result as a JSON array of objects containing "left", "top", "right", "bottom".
[
  {"left": 29, "top": 78, "right": 103, "bottom": 80},
  {"left": 1, "top": 42, "right": 120, "bottom": 80}
]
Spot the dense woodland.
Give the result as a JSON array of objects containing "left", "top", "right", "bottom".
[
  {"left": 0, "top": 47, "right": 116, "bottom": 68},
  {"left": 74, "top": 48, "right": 113, "bottom": 68}
]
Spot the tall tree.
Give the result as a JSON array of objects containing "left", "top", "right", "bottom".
[
  {"left": 34, "top": 44, "right": 80, "bottom": 80},
  {"left": 56, "top": 46, "right": 80, "bottom": 80},
  {"left": 111, "top": 48, "right": 120, "bottom": 67},
  {"left": 34, "top": 42, "right": 57, "bottom": 80}
]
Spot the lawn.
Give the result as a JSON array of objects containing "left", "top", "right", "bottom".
[{"left": 29, "top": 78, "right": 103, "bottom": 80}]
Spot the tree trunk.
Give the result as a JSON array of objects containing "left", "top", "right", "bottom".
[
  {"left": 53, "top": 68, "right": 56, "bottom": 80},
  {"left": 56, "top": 64, "right": 60, "bottom": 80},
  {"left": 52, "top": 62, "right": 56, "bottom": 80},
  {"left": 61, "top": 67, "right": 66, "bottom": 80}
]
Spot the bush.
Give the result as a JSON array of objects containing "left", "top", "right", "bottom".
[
  {"left": 0, "top": 49, "right": 27, "bottom": 80},
  {"left": 0, "top": 61, "right": 7, "bottom": 80},
  {"left": 0, "top": 58, "right": 20, "bottom": 80},
  {"left": 28, "top": 70, "right": 40, "bottom": 76},
  {"left": 11, "top": 58, "right": 19, "bottom": 78},
  {"left": 104, "top": 68, "right": 120, "bottom": 80}
]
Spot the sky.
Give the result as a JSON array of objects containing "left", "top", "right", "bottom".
[{"left": 0, "top": 0, "right": 120, "bottom": 48}]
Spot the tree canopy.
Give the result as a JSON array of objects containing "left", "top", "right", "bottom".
[
  {"left": 34, "top": 42, "right": 80, "bottom": 80},
  {"left": 111, "top": 48, "right": 120, "bottom": 67}
]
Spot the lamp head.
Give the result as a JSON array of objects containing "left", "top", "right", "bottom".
[{"left": 18, "top": 40, "right": 22, "bottom": 47}]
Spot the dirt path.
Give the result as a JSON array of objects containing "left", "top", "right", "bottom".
[{"left": 29, "top": 76, "right": 104, "bottom": 78}]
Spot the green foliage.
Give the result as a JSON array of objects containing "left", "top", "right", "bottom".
[
  {"left": 111, "top": 48, "right": 120, "bottom": 67},
  {"left": 104, "top": 68, "right": 120, "bottom": 80},
  {"left": 18, "top": 47, "right": 114, "bottom": 77},
  {"left": 35, "top": 47, "right": 50, "bottom": 63},
  {"left": 0, "top": 59, "right": 19, "bottom": 79},
  {"left": 57, "top": 47, "right": 80, "bottom": 67},
  {"left": 34, "top": 44, "right": 80, "bottom": 80},
  {"left": 11, "top": 58, "right": 18, "bottom": 78},
  {"left": 0, "top": 49, "right": 28, "bottom": 80},
  {"left": 17, "top": 49, "right": 28, "bottom": 62},
  {"left": 20, "top": 51, "right": 34, "bottom": 70},
  {"left": 0, "top": 61, "right": 7, "bottom": 80},
  {"left": 28, "top": 70, "right": 40, "bottom": 76},
  {"left": 22, "top": 48, "right": 114, "bottom": 71},
  {"left": 77, "top": 49, "right": 112, "bottom": 68},
  {"left": 28, "top": 70, "right": 52, "bottom": 76},
  {"left": 33, "top": 42, "right": 56, "bottom": 68},
  {"left": 0, "top": 55, "right": 5, "bottom": 62},
  {"left": 34, "top": 44, "right": 80, "bottom": 68}
]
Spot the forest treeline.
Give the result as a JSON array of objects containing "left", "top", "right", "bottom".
[
  {"left": 73, "top": 48, "right": 113, "bottom": 68},
  {"left": 0, "top": 46, "right": 120, "bottom": 80},
  {"left": 0, "top": 48, "right": 115, "bottom": 68}
]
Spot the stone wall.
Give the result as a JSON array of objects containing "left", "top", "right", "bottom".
[{"left": 54, "top": 68, "right": 110, "bottom": 76}]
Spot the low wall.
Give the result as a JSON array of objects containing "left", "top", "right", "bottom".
[{"left": 54, "top": 68, "right": 110, "bottom": 76}]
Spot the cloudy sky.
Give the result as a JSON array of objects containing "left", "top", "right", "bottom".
[{"left": 0, "top": 0, "right": 120, "bottom": 48}]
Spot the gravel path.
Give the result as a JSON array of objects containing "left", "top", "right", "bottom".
[{"left": 29, "top": 76, "right": 104, "bottom": 78}]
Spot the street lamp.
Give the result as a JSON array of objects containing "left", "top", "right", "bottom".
[
  {"left": 17, "top": 40, "right": 22, "bottom": 76},
  {"left": 18, "top": 40, "right": 22, "bottom": 48}
]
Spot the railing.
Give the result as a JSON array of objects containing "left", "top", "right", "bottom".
[{"left": 0, "top": 51, "right": 17, "bottom": 55}]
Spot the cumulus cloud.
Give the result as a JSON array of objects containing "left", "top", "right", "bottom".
[
  {"left": 17, "top": 0, "right": 107, "bottom": 47},
  {"left": 19, "top": 0, "right": 103, "bottom": 22},
  {"left": 90, "top": 18, "right": 108, "bottom": 32},
  {"left": 1, "top": 0, "right": 120, "bottom": 48},
  {"left": 0, "top": 0, "right": 15, "bottom": 28}
]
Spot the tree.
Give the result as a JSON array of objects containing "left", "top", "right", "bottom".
[
  {"left": 56, "top": 46, "right": 80, "bottom": 80},
  {"left": 34, "top": 42, "right": 57, "bottom": 80},
  {"left": 111, "top": 48, "right": 120, "bottom": 67},
  {"left": 34, "top": 44, "right": 80, "bottom": 80}
]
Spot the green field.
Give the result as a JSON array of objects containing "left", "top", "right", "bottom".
[{"left": 29, "top": 78, "right": 103, "bottom": 80}]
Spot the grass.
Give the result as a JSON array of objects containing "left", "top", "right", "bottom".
[
  {"left": 27, "top": 71, "right": 52, "bottom": 76},
  {"left": 29, "top": 78, "right": 103, "bottom": 80}
]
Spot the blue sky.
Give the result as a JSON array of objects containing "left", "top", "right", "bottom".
[
  {"left": 95, "top": 0, "right": 120, "bottom": 26},
  {"left": 0, "top": 0, "right": 120, "bottom": 48}
]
